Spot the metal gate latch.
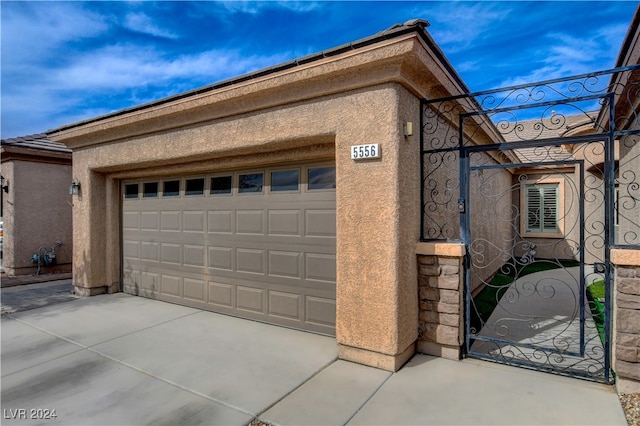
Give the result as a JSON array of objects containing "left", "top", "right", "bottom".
[{"left": 458, "top": 199, "right": 466, "bottom": 213}]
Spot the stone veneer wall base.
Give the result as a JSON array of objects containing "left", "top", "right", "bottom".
[
  {"left": 417, "top": 341, "right": 460, "bottom": 360},
  {"left": 616, "top": 377, "right": 640, "bottom": 394},
  {"left": 611, "top": 249, "right": 640, "bottom": 395},
  {"left": 416, "top": 242, "right": 465, "bottom": 359}
]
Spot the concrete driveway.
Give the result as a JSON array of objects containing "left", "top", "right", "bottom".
[{"left": 1, "top": 292, "right": 628, "bottom": 425}]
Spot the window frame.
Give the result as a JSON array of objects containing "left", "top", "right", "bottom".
[
  {"left": 210, "top": 174, "right": 233, "bottom": 196},
  {"left": 142, "top": 181, "right": 159, "bottom": 199},
  {"left": 270, "top": 168, "right": 301, "bottom": 193},
  {"left": 238, "top": 171, "right": 264, "bottom": 195},
  {"left": 307, "top": 166, "right": 336, "bottom": 191},
  {"left": 124, "top": 183, "right": 140, "bottom": 200},
  {"left": 520, "top": 178, "right": 565, "bottom": 238},
  {"left": 161, "top": 179, "right": 181, "bottom": 197},
  {"left": 184, "top": 176, "right": 206, "bottom": 197}
]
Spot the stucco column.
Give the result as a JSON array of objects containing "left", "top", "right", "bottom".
[
  {"left": 335, "top": 85, "right": 420, "bottom": 371},
  {"left": 71, "top": 154, "right": 108, "bottom": 296}
]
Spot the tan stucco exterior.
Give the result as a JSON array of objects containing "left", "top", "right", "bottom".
[
  {"left": 0, "top": 146, "right": 73, "bottom": 276},
  {"left": 50, "top": 31, "right": 471, "bottom": 370}
]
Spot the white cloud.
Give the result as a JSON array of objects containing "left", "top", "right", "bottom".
[
  {"left": 1, "top": 3, "right": 108, "bottom": 64},
  {"left": 1, "top": 43, "right": 297, "bottom": 137},
  {"left": 47, "top": 44, "right": 293, "bottom": 91},
  {"left": 420, "top": 2, "right": 512, "bottom": 53},
  {"left": 497, "top": 23, "right": 627, "bottom": 88},
  {"left": 218, "top": 1, "right": 321, "bottom": 15},
  {"left": 123, "top": 12, "right": 178, "bottom": 39}
]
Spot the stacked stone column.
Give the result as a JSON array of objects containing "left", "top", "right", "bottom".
[
  {"left": 416, "top": 243, "right": 464, "bottom": 360},
  {"left": 613, "top": 249, "right": 640, "bottom": 393}
]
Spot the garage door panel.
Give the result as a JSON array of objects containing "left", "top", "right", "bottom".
[
  {"left": 141, "top": 212, "right": 160, "bottom": 230},
  {"left": 184, "top": 278, "right": 206, "bottom": 302},
  {"left": 305, "top": 210, "right": 337, "bottom": 238},
  {"left": 306, "top": 296, "right": 336, "bottom": 327},
  {"left": 122, "top": 163, "right": 336, "bottom": 335},
  {"left": 141, "top": 242, "right": 160, "bottom": 262},
  {"left": 237, "top": 286, "right": 265, "bottom": 313},
  {"left": 183, "top": 244, "right": 206, "bottom": 267},
  {"left": 183, "top": 211, "right": 206, "bottom": 232},
  {"left": 208, "top": 281, "right": 234, "bottom": 307},
  {"left": 269, "top": 291, "right": 301, "bottom": 320},
  {"left": 208, "top": 211, "right": 233, "bottom": 233},
  {"left": 268, "top": 251, "right": 301, "bottom": 279},
  {"left": 305, "top": 253, "right": 337, "bottom": 282},
  {"left": 123, "top": 212, "right": 140, "bottom": 230},
  {"left": 208, "top": 246, "right": 234, "bottom": 270},
  {"left": 161, "top": 243, "right": 181, "bottom": 264},
  {"left": 236, "top": 210, "right": 265, "bottom": 235},
  {"left": 236, "top": 248, "right": 265, "bottom": 274},
  {"left": 268, "top": 210, "right": 301, "bottom": 236},
  {"left": 141, "top": 272, "right": 160, "bottom": 294},
  {"left": 123, "top": 240, "right": 141, "bottom": 259},
  {"left": 161, "top": 211, "right": 181, "bottom": 232},
  {"left": 123, "top": 269, "right": 141, "bottom": 294},
  {"left": 161, "top": 275, "right": 182, "bottom": 297}
]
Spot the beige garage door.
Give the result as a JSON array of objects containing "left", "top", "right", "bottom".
[{"left": 121, "top": 163, "right": 336, "bottom": 335}]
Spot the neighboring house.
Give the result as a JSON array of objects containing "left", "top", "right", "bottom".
[
  {"left": 0, "top": 134, "right": 73, "bottom": 276},
  {"left": 48, "top": 12, "right": 640, "bottom": 393}
]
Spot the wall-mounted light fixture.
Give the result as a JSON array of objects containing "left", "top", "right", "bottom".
[
  {"left": 0, "top": 175, "right": 8, "bottom": 193},
  {"left": 69, "top": 179, "right": 81, "bottom": 196},
  {"left": 403, "top": 121, "right": 413, "bottom": 137}
]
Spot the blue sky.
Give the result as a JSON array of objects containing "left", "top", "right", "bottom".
[{"left": 1, "top": 1, "right": 638, "bottom": 139}]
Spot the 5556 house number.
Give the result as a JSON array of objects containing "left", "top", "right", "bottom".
[{"left": 351, "top": 144, "right": 381, "bottom": 160}]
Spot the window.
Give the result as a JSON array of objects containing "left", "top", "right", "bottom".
[
  {"left": 239, "top": 173, "right": 263, "bottom": 193},
  {"left": 163, "top": 180, "right": 180, "bottom": 197},
  {"left": 185, "top": 178, "right": 205, "bottom": 196},
  {"left": 211, "top": 176, "right": 232, "bottom": 195},
  {"left": 525, "top": 183, "right": 559, "bottom": 234},
  {"left": 143, "top": 182, "right": 158, "bottom": 198},
  {"left": 308, "top": 167, "right": 336, "bottom": 190},
  {"left": 124, "top": 183, "right": 139, "bottom": 199},
  {"left": 271, "top": 170, "right": 299, "bottom": 192}
]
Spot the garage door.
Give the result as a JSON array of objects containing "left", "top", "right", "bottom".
[{"left": 121, "top": 163, "right": 336, "bottom": 335}]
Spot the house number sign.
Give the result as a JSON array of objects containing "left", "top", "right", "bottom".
[{"left": 351, "top": 144, "right": 380, "bottom": 160}]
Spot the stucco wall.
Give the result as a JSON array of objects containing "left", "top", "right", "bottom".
[
  {"left": 467, "top": 155, "right": 514, "bottom": 293},
  {"left": 1, "top": 159, "right": 72, "bottom": 275},
  {"left": 616, "top": 134, "right": 640, "bottom": 247},
  {"left": 66, "top": 82, "right": 420, "bottom": 369}
]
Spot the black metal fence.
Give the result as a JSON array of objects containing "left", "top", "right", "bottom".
[{"left": 420, "top": 65, "right": 640, "bottom": 382}]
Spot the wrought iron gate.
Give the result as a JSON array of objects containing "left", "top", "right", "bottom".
[{"left": 421, "top": 65, "right": 640, "bottom": 382}]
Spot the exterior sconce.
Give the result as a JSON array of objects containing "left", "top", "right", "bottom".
[
  {"left": 0, "top": 175, "right": 8, "bottom": 193},
  {"left": 403, "top": 121, "right": 413, "bottom": 137},
  {"left": 69, "top": 179, "right": 81, "bottom": 196}
]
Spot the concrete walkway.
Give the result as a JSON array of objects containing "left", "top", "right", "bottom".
[
  {"left": 1, "top": 291, "right": 627, "bottom": 425},
  {"left": 471, "top": 266, "right": 606, "bottom": 379},
  {"left": 1, "top": 279, "right": 77, "bottom": 314}
]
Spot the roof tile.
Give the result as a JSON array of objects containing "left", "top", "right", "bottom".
[{"left": 1, "top": 133, "right": 71, "bottom": 153}]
